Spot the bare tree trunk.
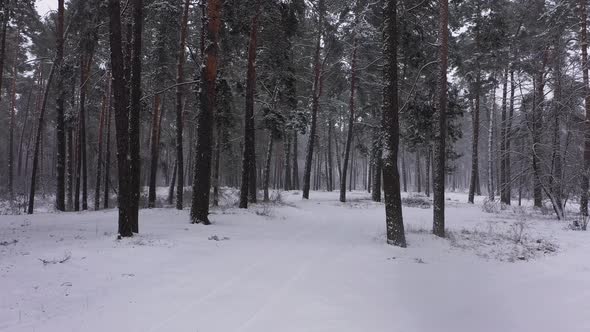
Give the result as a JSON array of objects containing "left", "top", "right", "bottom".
[
  {"left": 488, "top": 78, "right": 496, "bottom": 201},
  {"left": 239, "top": 4, "right": 261, "bottom": 208},
  {"left": 433, "top": 0, "right": 449, "bottom": 237},
  {"left": 190, "top": 0, "right": 222, "bottom": 224},
  {"left": 327, "top": 119, "right": 334, "bottom": 192},
  {"left": 94, "top": 94, "right": 107, "bottom": 210},
  {"left": 8, "top": 48, "right": 16, "bottom": 199},
  {"left": 168, "top": 160, "right": 177, "bottom": 205},
  {"left": 128, "top": 0, "right": 144, "bottom": 232},
  {"left": 401, "top": 145, "right": 407, "bottom": 192},
  {"left": 283, "top": 130, "right": 292, "bottom": 190},
  {"left": 104, "top": 74, "right": 112, "bottom": 209},
  {"left": 425, "top": 146, "right": 431, "bottom": 197},
  {"left": 55, "top": 0, "right": 66, "bottom": 211},
  {"left": 292, "top": 130, "right": 299, "bottom": 189},
  {"left": 415, "top": 150, "right": 421, "bottom": 193},
  {"left": 175, "top": 0, "right": 190, "bottom": 210},
  {"left": 468, "top": 93, "right": 481, "bottom": 203},
  {"left": 340, "top": 6, "right": 359, "bottom": 203},
  {"left": 532, "top": 51, "right": 548, "bottom": 209},
  {"left": 382, "top": 0, "right": 406, "bottom": 247},
  {"left": 580, "top": 0, "right": 590, "bottom": 215},
  {"left": 212, "top": 127, "right": 221, "bottom": 206},
  {"left": 17, "top": 74, "right": 35, "bottom": 177},
  {"left": 108, "top": 0, "right": 132, "bottom": 236},
  {"left": 148, "top": 95, "right": 162, "bottom": 208},
  {"left": 0, "top": 0, "right": 9, "bottom": 103},
  {"left": 27, "top": 61, "right": 57, "bottom": 214},
  {"left": 500, "top": 68, "right": 509, "bottom": 204},
  {"left": 263, "top": 132, "right": 274, "bottom": 202}
]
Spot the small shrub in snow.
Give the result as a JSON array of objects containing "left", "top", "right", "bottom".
[
  {"left": 569, "top": 215, "right": 589, "bottom": 231},
  {"left": 255, "top": 203, "right": 274, "bottom": 217},
  {"left": 401, "top": 195, "right": 431, "bottom": 209},
  {"left": 482, "top": 198, "right": 501, "bottom": 214}
]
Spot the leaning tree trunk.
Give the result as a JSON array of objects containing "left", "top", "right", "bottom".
[
  {"left": 433, "top": 0, "right": 449, "bottom": 237},
  {"left": 302, "top": 0, "right": 325, "bottom": 199},
  {"left": 382, "top": 0, "right": 406, "bottom": 247},
  {"left": 27, "top": 62, "right": 57, "bottom": 214},
  {"left": 239, "top": 5, "right": 261, "bottom": 208},
  {"left": 190, "top": 0, "right": 222, "bottom": 224},
  {"left": 175, "top": 0, "right": 190, "bottom": 210}
]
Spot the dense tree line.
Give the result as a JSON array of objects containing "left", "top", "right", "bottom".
[{"left": 2, "top": 0, "right": 590, "bottom": 244}]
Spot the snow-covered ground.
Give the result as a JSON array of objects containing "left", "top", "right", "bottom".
[{"left": 1, "top": 190, "right": 589, "bottom": 332}]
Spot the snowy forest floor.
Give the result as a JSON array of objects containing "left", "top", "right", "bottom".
[{"left": 1, "top": 190, "right": 589, "bottom": 332}]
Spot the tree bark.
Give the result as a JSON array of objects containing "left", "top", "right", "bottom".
[
  {"left": 175, "top": 0, "right": 190, "bottom": 210},
  {"left": 148, "top": 95, "right": 162, "bottom": 208},
  {"left": 433, "top": 0, "right": 449, "bottom": 237},
  {"left": 382, "top": 0, "right": 406, "bottom": 247},
  {"left": 292, "top": 130, "right": 299, "bottom": 189},
  {"left": 190, "top": 0, "right": 222, "bottom": 224},
  {"left": 27, "top": 62, "right": 57, "bottom": 214},
  {"left": 263, "top": 132, "right": 274, "bottom": 202},
  {"left": 239, "top": 5, "right": 261, "bottom": 208},
  {"left": 302, "top": 0, "right": 325, "bottom": 199},
  {"left": 104, "top": 73, "right": 113, "bottom": 209},
  {"left": 108, "top": 0, "right": 132, "bottom": 236},
  {"left": 128, "top": 0, "right": 144, "bottom": 232},
  {"left": 581, "top": 0, "right": 590, "bottom": 215},
  {"left": 55, "top": 0, "right": 66, "bottom": 211},
  {"left": 94, "top": 94, "right": 107, "bottom": 210}
]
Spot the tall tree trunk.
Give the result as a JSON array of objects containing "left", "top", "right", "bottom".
[
  {"left": 148, "top": 95, "right": 162, "bottom": 208},
  {"left": 468, "top": 93, "right": 481, "bottom": 203},
  {"left": 433, "top": 0, "right": 449, "bottom": 237},
  {"left": 108, "top": 0, "right": 132, "bottom": 236},
  {"left": 382, "top": 0, "right": 406, "bottom": 247},
  {"left": 284, "top": 130, "right": 292, "bottom": 190},
  {"left": 292, "top": 130, "right": 299, "bottom": 189},
  {"left": 8, "top": 48, "right": 16, "bottom": 199},
  {"left": 190, "top": 0, "right": 222, "bottom": 224},
  {"left": 104, "top": 73, "right": 113, "bottom": 209},
  {"left": 581, "top": 0, "right": 590, "bottom": 215},
  {"left": 401, "top": 145, "right": 407, "bottom": 192},
  {"left": 79, "top": 52, "right": 94, "bottom": 211},
  {"left": 239, "top": 5, "right": 261, "bottom": 208},
  {"left": 532, "top": 51, "right": 548, "bottom": 209},
  {"left": 175, "top": 0, "right": 190, "bottom": 210},
  {"left": 425, "top": 146, "right": 431, "bottom": 197},
  {"left": 340, "top": 9, "right": 359, "bottom": 203},
  {"left": 488, "top": 78, "right": 496, "bottom": 201},
  {"left": 500, "top": 68, "right": 509, "bottom": 204},
  {"left": 17, "top": 74, "right": 35, "bottom": 177},
  {"left": 327, "top": 119, "right": 334, "bottom": 192},
  {"left": 55, "top": 0, "right": 66, "bottom": 211},
  {"left": 212, "top": 127, "right": 221, "bottom": 206},
  {"left": 302, "top": 0, "right": 325, "bottom": 199},
  {"left": 168, "top": 160, "right": 177, "bottom": 205},
  {"left": 128, "top": 0, "right": 144, "bottom": 232},
  {"left": 94, "top": 94, "right": 107, "bottom": 210},
  {"left": 0, "top": 0, "right": 9, "bottom": 103},
  {"left": 263, "top": 132, "right": 274, "bottom": 202},
  {"left": 415, "top": 150, "right": 422, "bottom": 193}
]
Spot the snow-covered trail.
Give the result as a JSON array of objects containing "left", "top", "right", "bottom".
[{"left": 1, "top": 191, "right": 589, "bottom": 332}]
